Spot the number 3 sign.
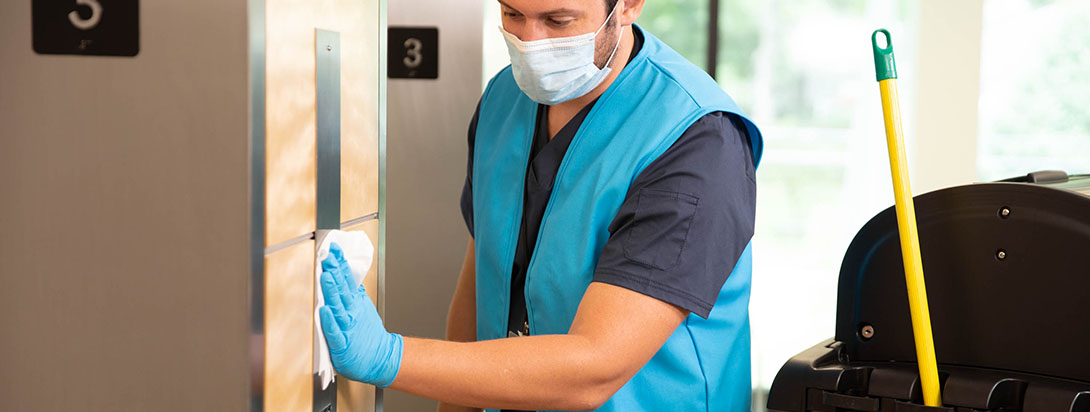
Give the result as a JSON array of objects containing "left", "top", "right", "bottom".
[
  {"left": 388, "top": 27, "right": 438, "bottom": 79},
  {"left": 33, "top": 0, "right": 140, "bottom": 56}
]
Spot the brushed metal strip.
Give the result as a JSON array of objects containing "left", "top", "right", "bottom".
[
  {"left": 316, "top": 29, "right": 342, "bottom": 232},
  {"left": 375, "top": 0, "right": 389, "bottom": 409},
  {"left": 314, "top": 28, "right": 342, "bottom": 412},
  {"left": 340, "top": 212, "right": 379, "bottom": 230},
  {"left": 248, "top": 0, "right": 267, "bottom": 410},
  {"left": 263, "top": 232, "right": 317, "bottom": 256},
  {"left": 261, "top": 211, "right": 378, "bottom": 257}
]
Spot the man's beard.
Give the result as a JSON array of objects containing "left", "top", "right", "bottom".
[{"left": 594, "top": 21, "right": 622, "bottom": 69}]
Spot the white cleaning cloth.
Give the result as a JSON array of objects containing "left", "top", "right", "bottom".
[{"left": 314, "top": 229, "right": 375, "bottom": 389}]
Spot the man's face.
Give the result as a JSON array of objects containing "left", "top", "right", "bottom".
[{"left": 499, "top": 0, "right": 621, "bottom": 68}]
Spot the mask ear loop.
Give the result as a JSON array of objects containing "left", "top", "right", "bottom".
[
  {"left": 598, "top": 2, "right": 625, "bottom": 70},
  {"left": 599, "top": 24, "right": 624, "bottom": 70},
  {"left": 594, "top": 1, "right": 623, "bottom": 36}
]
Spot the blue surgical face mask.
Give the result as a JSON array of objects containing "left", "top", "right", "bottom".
[{"left": 500, "top": 3, "right": 623, "bottom": 105}]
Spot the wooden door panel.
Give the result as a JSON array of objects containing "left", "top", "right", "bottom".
[
  {"left": 264, "top": 239, "right": 316, "bottom": 412},
  {"left": 337, "top": 218, "right": 380, "bottom": 408}
]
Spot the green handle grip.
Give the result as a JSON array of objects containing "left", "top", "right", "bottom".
[{"left": 872, "top": 29, "right": 898, "bottom": 82}]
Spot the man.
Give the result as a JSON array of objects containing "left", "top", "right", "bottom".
[{"left": 317, "top": 0, "right": 764, "bottom": 410}]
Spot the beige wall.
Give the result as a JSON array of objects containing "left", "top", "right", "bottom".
[{"left": 0, "top": 1, "right": 252, "bottom": 410}]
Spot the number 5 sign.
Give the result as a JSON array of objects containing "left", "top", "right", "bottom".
[
  {"left": 388, "top": 27, "right": 438, "bottom": 79},
  {"left": 33, "top": 0, "right": 140, "bottom": 56}
]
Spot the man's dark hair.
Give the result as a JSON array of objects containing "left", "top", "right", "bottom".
[{"left": 606, "top": 0, "right": 619, "bottom": 14}]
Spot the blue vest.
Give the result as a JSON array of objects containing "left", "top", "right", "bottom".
[{"left": 473, "top": 26, "right": 763, "bottom": 412}]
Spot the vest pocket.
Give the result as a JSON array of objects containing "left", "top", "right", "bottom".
[{"left": 623, "top": 188, "right": 699, "bottom": 270}]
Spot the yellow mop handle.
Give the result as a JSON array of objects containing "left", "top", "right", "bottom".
[{"left": 872, "top": 29, "right": 942, "bottom": 407}]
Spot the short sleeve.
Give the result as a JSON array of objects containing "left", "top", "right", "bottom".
[
  {"left": 592, "top": 112, "right": 756, "bottom": 318},
  {"left": 460, "top": 99, "right": 482, "bottom": 238}
]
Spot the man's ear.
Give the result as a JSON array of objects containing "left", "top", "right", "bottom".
[{"left": 618, "top": 0, "right": 645, "bottom": 26}]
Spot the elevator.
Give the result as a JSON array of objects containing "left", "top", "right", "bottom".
[{"left": 1, "top": 1, "right": 387, "bottom": 411}]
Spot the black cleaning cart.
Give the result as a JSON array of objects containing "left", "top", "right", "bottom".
[{"left": 767, "top": 171, "right": 1090, "bottom": 412}]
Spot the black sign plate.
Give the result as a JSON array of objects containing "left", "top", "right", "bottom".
[
  {"left": 388, "top": 27, "right": 438, "bottom": 79},
  {"left": 33, "top": 0, "right": 140, "bottom": 57}
]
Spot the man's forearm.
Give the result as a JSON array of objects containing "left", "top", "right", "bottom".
[
  {"left": 445, "top": 243, "right": 477, "bottom": 343},
  {"left": 393, "top": 334, "right": 624, "bottom": 411},
  {"left": 438, "top": 244, "right": 481, "bottom": 412}
]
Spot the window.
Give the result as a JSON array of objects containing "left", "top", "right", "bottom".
[
  {"left": 641, "top": 1, "right": 917, "bottom": 408},
  {"left": 638, "top": 0, "right": 709, "bottom": 68},
  {"left": 977, "top": 0, "right": 1090, "bottom": 180}
]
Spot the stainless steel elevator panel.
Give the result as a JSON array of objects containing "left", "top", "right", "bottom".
[
  {"left": 0, "top": 1, "right": 386, "bottom": 411},
  {"left": 0, "top": 1, "right": 251, "bottom": 410},
  {"left": 384, "top": 1, "right": 485, "bottom": 410}
]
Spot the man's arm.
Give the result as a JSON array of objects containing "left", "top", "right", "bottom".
[
  {"left": 445, "top": 239, "right": 477, "bottom": 343},
  {"left": 393, "top": 281, "right": 688, "bottom": 411},
  {"left": 437, "top": 240, "right": 481, "bottom": 412},
  {"left": 322, "top": 112, "right": 753, "bottom": 410}
]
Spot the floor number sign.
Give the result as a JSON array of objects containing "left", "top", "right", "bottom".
[
  {"left": 33, "top": 0, "right": 140, "bottom": 57},
  {"left": 388, "top": 27, "right": 438, "bottom": 79}
]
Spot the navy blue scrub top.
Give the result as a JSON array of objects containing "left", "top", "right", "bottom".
[{"left": 461, "top": 29, "right": 756, "bottom": 339}]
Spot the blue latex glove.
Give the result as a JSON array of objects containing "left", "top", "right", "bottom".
[{"left": 319, "top": 242, "right": 403, "bottom": 387}]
